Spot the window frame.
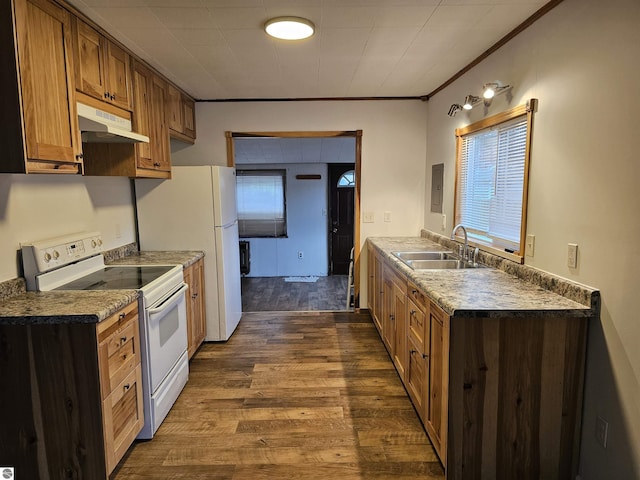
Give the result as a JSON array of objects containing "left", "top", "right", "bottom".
[
  {"left": 236, "top": 169, "right": 288, "bottom": 238},
  {"left": 453, "top": 99, "right": 537, "bottom": 263}
]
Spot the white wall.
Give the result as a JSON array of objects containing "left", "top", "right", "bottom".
[
  {"left": 172, "top": 100, "right": 429, "bottom": 304},
  {"left": 423, "top": 0, "right": 640, "bottom": 477},
  {"left": 0, "top": 175, "right": 136, "bottom": 282},
  {"left": 238, "top": 163, "right": 329, "bottom": 277}
]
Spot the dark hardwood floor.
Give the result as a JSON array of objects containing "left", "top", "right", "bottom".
[
  {"left": 112, "top": 311, "right": 444, "bottom": 479},
  {"left": 242, "top": 275, "right": 350, "bottom": 312}
]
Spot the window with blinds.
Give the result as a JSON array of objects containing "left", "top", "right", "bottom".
[
  {"left": 236, "top": 170, "right": 287, "bottom": 238},
  {"left": 454, "top": 101, "right": 535, "bottom": 258}
]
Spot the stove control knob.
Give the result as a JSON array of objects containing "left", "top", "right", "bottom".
[
  {"left": 43, "top": 252, "right": 52, "bottom": 263},
  {"left": 91, "top": 240, "right": 97, "bottom": 248},
  {"left": 97, "top": 238, "right": 103, "bottom": 246},
  {"left": 52, "top": 250, "right": 60, "bottom": 260}
]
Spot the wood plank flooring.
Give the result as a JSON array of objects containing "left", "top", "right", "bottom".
[
  {"left": 112, "top": 311, "right": 445, "bottom": 479},
  {"left": 241, "top": 276, "right": 349, "bottom": 312}
]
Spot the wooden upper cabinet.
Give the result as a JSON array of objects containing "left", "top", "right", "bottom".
[
  {"left": 0, "top": 0, "right": 83, "bottom": 173},
  {"left": 131, "top": 60, "right": 171, "bottom": 178},
  {"left": 73, "top": 17, "right": 132, "bottom": 111},
  {"left": 168, "top": 83, "right": 196, "bottom": 143}
]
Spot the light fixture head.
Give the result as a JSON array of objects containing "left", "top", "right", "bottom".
[
  {"left": 462, "top": 95, "right": 480, "bottom": 110},
  {"left": 448, "top": 104, "right": 462, "bottom": 117},
  {"left": 264, "top": 16, "right": 315, "bottom": 40},
  {"left": 482, "top": 83, "right": 497, "bottom": 99}
]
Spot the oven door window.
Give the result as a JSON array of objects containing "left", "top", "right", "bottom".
[{"left": 146, "top": 284, "right": 188, "bottom": 393}]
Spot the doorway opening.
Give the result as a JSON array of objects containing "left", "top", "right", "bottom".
[{"left": 226, "top": 130, "right": 362, "bottom": 312}]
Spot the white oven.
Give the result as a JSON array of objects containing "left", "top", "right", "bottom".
[
  {"left": 138, "top": 274, "right": 189, "bottom": 438},
  {"left": 21, "top": 232, "right": 189, "bottom": 439}
]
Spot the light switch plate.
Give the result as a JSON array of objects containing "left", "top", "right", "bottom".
[
  {"left": 526, "top": 234, "right": 535, "bottom": 257},
  {"left": 384, "top": 211, "right": 392, "bottom": 222},
  {"left": 568, "top": 243, "right": 578, "bottom": 268},
  {"left": 363, "top": 212, "right": 375, "bottom": 223}
]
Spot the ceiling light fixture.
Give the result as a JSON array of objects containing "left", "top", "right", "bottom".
[
  {"left": 448, "top": 82, "right": 513, "bottom": 116},
  {"left": 462, "top": 95, "right": 481, "bottom": 110},
  {"left": 264, "top": 16, "right": 315, "bottom": 40}
]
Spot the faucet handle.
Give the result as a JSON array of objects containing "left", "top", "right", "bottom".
[{"left": 458, "top": 244, "right": 464, "bottom": 258}]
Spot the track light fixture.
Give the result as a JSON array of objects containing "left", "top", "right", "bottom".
[
  {"left": 447, "top": 81, "right": 512, "bottom": 116},
  {"left": 462, "top": 95, "right": 481, "bottom": 110},
  {"left": 448, "top": 104, "right": 462, "bottom": 117}
]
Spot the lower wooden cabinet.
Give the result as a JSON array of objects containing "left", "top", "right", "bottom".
[
  {"left": 0, "top": 299, "right": 143, "bottom": 478},
  {"left": 184, "top": 257, "right": 206, "bottom": 359},
  {"left": 367, "top": 242, "right": 588, "bottom": 480},
  {"left": 96, "top": 300, "right": 144, "bottom": 474}
]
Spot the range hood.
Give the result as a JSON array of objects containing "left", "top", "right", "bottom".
[{"left": 77, "top": 102, "right": 149, "bottom": 144}]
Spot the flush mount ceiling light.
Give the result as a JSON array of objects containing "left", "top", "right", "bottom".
[{"left": 264, "top": 16, "right": 315, "bottom": 40}]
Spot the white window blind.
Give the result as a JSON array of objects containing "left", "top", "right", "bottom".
[
  {"left": 456, "top": 116, "right": 528, "bottom": 252},
  {"left": 236, "top": 170, "right": 287, "bottom": 238}
]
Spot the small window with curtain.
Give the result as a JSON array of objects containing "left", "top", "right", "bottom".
[
  {"left": 454, "top": 100, "right": 536, "bottom": 261},
  {"left": 236, "top": 169, "right": 287, "bottom": 238}
]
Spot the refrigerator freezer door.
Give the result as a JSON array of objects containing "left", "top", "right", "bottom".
[
  {"left": 212, "top": 166, "right": 238, "bottom": 228},
  {"left": 214, "top": 220, "right": 242, "bottom": 340}
]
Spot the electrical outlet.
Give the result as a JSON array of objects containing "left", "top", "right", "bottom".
[
  {"left": 298, "top": 251, "right": 303, "bottom": 259},
  {"left": 595, "top": 416, "right": 608, "bottom": 448},
  {"left": 526, "top": 234, "right": 535, "bottom": 257},
  {"left": 363, "top": 212, "right": 375, "bottom": 223},
  {"left": 568, "top": 243, "right": 578, "bottom": 268},
  {"left": 384, "top": 211, "right": 392, "bottom": 222},
  {"left": 441, "top": 214, "right": 446, "bottom": 231}
]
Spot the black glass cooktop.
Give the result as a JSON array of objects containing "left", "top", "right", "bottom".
[{"left": 55, "top": 265, "right": 175, "bottom": 291}]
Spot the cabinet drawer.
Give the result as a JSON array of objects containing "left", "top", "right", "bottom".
[
  {"left": 102, "top": 365, "right": 144, "bottom": 474},
  {"left": 407, "top": 281, "right": 428, "bottom": 310},
  {"left": 408, "top": 297, "right": 426, "bottom": 351},
  {"left": 98, "top": 303, "right": 141, "bottom": 399}
]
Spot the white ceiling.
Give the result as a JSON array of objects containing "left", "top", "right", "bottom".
[
  {"left": 66, "top": 0, "right": 550, "bottom": 100},
  {"left": 234, "top": 136, "right": 356, "bottom": 164}
]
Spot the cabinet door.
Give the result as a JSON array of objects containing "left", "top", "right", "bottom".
[
  {"left": 373, "top": 252, "right": 384, "bottom": 331},
  {"left": 407, "top": 336, "right": 426, "bottom": 421},
  {"left": 168, "top": 83, "right": 184, "bottom": 133},
  {"left": 106, "top": 41, "right": 132, "bottom": 110},
  {"left": 73, "top": 18, "right": 107, "bottom": 102},
  {"left": 391, "top": 279, "right": 408, "bottom": 381},
  {"left": 15, "top": 0, "right": 82, "bottom": 171},
  {"left": 382, "top": 273, "right": 395, "bottom": 354},
  {"left": 182, "top": 95, "right": 196, "bottom": 139},
  {"left": 132, "top": 61, "right": 152, "bottom": 168},
  {"left": 185, "top": 259, "right": 207, "bottom": 359},
  {"left": 425, "top": 302, "right": 449, "bottom": 464},
  {"left": 149, "top": 74, "right": 171, "bottom": 172}
]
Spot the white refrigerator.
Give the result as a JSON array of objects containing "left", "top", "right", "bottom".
[{"left": 135, "top": 166, "right": 242, "bottom": 341}]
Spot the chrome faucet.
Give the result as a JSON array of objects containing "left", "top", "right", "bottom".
[{"left": 451, "top": 224, "right": 469, "bottom": 260}]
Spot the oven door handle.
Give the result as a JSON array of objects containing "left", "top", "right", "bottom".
[{"left": 147, "top": 283, "right": 188, "bottom": 316}]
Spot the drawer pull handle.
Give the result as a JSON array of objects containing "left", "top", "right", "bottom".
[
  {"left": 120, "top": 336, "right": 127, "bottom": 345},
  {"left": 192, "top": 293, "right": 198, "bottom": 299},
  {"left": 119, "top": 312, "right": 126, "bottom": 319},
  {"left": 423, "top": 353, "right": 429, "bottom": 359},
  {"left": 410, "top": 349, "right": 416, "bottom": 355},
  {"left": 412, "top": 289, "right": 417, "bottom": 295},
  {"left": 122, "top": 354, "right": 127, "bottom": 361},
  {"left": 123, "top": 384, "right": 131, "bottom": 392},
  {"left": 410, "top": 310, "right": 416, "bottom": 316}
]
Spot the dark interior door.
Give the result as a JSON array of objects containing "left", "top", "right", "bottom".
[{"left": 329, "top": 163, "right": 355, "bottom": 275}]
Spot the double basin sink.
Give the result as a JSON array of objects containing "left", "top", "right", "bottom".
[{"left": 392, "top": 250, "right": 485, "bottom": 270}]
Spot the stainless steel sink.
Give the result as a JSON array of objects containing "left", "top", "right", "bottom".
[
  {"left": 392, "top": 251, "right": 485, "bottom": 270},
  {"left": 407, "top": 259, "right": 485, "bottom": 270},
  {"left": 392, "top": 251, "right": 455, "bottom": 261}
]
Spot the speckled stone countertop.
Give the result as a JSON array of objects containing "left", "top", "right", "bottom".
[
  {"left": 0, "top": 289, "right": 139, "bottom": 325},
  {"left": 106, "top": 250, "right": 204, "bottom": 268},
  {"left": 368, "top": 236, "right": 599, "bottom": 319}
]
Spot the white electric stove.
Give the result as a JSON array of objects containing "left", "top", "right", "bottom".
[{"left": 21, "top": 232, "right": 189, "bottom": 439}]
